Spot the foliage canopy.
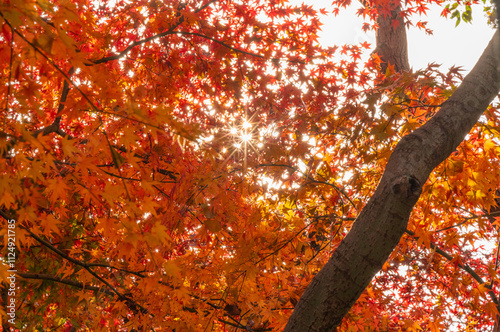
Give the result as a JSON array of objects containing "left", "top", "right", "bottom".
[{"left": 1, "top": 0, "right": 500, "bottom": 331}]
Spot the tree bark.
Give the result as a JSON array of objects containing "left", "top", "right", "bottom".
[
  {"left": 284, "top": 31, "right": 500, "bottom": 332},
  {"left": 373, "top": 3, "right": 409, "bottom": 72}
]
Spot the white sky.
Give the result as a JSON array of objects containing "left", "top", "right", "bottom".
[{"left": 301, "top": 0, "right": 495, "bottom": 73}]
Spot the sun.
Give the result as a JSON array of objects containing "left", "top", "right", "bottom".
[{"left": 224, "top": 115, "right": 260, "bottom": 172}]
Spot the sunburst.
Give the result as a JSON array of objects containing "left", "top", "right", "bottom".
[{"left": 224, "top": 113, "right": 260, "bottom": 172}]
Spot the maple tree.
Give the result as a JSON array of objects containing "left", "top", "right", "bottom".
[{"left": 1, "top": 0, "right": 500, "bottom": 330}]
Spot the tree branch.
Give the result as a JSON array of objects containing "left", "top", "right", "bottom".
[
  {"left": 93, "top": 0, "right": 220, "bottom": 64},
  {"left": 18, "top": 273, "right": 115, "bottom": 296},
  {"left": 176, "top": 31, "right": 266, "bottom": 59},
  {"left": 0, "top": 210, "right": 149, "bottom": 315},
  {"left": 405, "top": 229, "right": 499, "bottom": 305}
]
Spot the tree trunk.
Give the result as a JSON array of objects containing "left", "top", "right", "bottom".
[
  {"left": 373, "top": 4, "right": 409, "bottom": 72},
  {"left": 284, "top": 30, "right": 500, "bottom": 332}
]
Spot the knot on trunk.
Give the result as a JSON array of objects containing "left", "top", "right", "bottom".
[{"left": 391, "top": 175, "right": 422, "bottom": 198}]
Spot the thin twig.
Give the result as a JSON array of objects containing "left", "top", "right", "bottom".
[
  {"left": 0, "top": 210, "right": 149, "bottom": 314},
  {"left": 3, "top": 23, "right": 14, "bottom": 131},
  {"left": 405, "top": 229, "right": 499, "bottom": 305},
  {"left": 435, "top": 211, "right": 500, "bottom": 233},
  {"left": 0, "top": 15, "right": 101, "bottom": 113},
  {"left": 257, "top": 163, "right": 357, "bottom": 211},
  {"left": 176, "top": 31, "right": 266, "bottom": 59},
  {"left": 93, "top": 0, "right": 221, "bottom": 64}
]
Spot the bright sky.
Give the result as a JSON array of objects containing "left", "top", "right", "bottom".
[{"left": 302, "top": 0, "right": 494, "bottom": 73}]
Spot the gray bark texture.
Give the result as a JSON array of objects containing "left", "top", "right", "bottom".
[
  {"left": 373, "top": 4, "right": 409, "bottom": 72},
  {"left": 283, "top": 27, "right": 500, "bottom": 332}
]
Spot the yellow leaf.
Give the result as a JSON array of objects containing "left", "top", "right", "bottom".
[
  {"left": 467, "top": 178, "right": 477, "bottom": 189},
  {"left": 485, "top": 139, "right": 496, "bottom": 152},
  {"left": 476, "top": 190, "right": 487, "bottom": 200}
]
